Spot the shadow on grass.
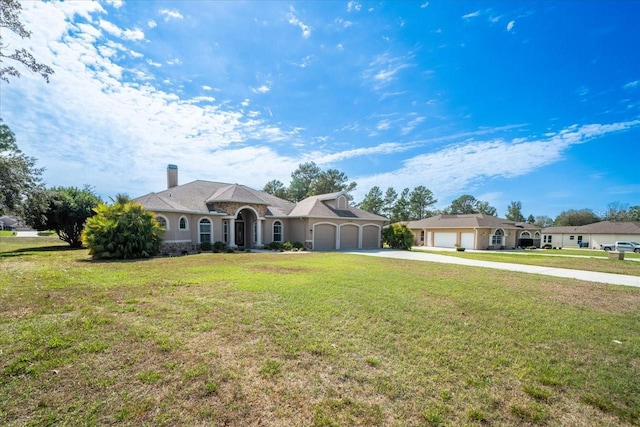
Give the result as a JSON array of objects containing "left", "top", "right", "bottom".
[{"left": 0, "top": 246, "right": 82, "bottom": 258}]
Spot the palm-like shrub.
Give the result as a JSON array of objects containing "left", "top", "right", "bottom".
[{"left": 82, "top": 196, "right": 163, "bottom": 259}]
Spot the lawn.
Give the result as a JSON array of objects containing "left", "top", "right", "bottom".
[
  {"left": 1, "top": 237, "right": 639, "bottom": 426},
  {"left": 413, "top": 248, "right": 640, "bottom": 277}
]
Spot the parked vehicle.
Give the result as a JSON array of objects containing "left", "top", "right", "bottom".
[{"left": 601, "top": 241, "right": 640, "bottom": 252}]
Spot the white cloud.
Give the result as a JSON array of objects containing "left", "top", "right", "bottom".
[
  {"left": 462, "top": 11, "right": 480, "bottom": 19},
  {"left": 421, "top": 2, "right": 429, "bottom": 9},
  {"left": 104, "top": 0, "right": 123, "bottom": 8},
  {"left": 337, "top": 43, "right": 344, "bottom": 52},
  {"left": 147, "top": 19, "right": 157, "bottom": 29},
  {"left": 252, "top": 85, "right": 271, "bottom": 94},
  {"left": 347, "top": 1, "right": 362, "bottom": 13},
  {"left": 159, "top": 9, "right": 184, "bottom": 21},
  {"left": 506, "top": 20, "right": 515, "bottom": 31},
  {"left": 166, "top": 58, "right": 182, "bottom": 65},
  {"left": 624, "top": 80, "right": 639, "bottom": 90},
  {"left": 202, "top": 85, "right": 212, "bottom": 91},
  {"left": 354, "top": 120, "right": 640, "bottom": 201},
  {"left": 98, "top": 19, "right": 145, "bottom": 41},
  {"left": 364, "top": 53, "right": 414, "bottom": 91},
  {"left": 146, "top": 59, "right": 162, "bottom": 67},
  {"left": 287, "top": 8, "right": 312, "bottom": 38}
]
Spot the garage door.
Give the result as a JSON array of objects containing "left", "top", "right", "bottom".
[
  {"left": 460, "top": 232, "right": 474, "bottom": 249},
  {"left": 340, "top": 225, "right": 359, "bottom": 249},
  {"left": 362, "top": 225, "right": 380, "bottom": 249},
  {"left": 314, "top": 224, "right": 336, "bottom": 250},
  {"left": 434, "top": 232, "right": 456, "bottom": 248}
]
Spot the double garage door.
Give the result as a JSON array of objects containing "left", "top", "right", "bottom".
[
  {"left": 433, "top": 232, "right": 475, "bottom": 249},
  {"left": 313, "top": 224, "right": 380, "bottom": 250}
]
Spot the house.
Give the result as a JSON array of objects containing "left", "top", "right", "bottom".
[
  {"left": 542, "top": 221, "right": 640, "bottom": 249},
  {"left": 405, "top": 214, "right": 542, "bottom": 250},
  {"left": 134, "top": 165, "right": 386, "bottom": 253},
  {"left": 0, "top": 216, "right": 19, "bottom": 231}
]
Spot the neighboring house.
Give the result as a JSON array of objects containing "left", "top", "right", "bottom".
[
  {"left": 0, "top": 216, "right": 19, "bottom": 231},
  {"left": 405, "top": 214, "right": 542, "bottom": 250},
  {"left": 542, "top": 221, "right": 640, "bottom": 249},
  {"left": 134, "top": 165, "right": 386, "bottom": 253}
]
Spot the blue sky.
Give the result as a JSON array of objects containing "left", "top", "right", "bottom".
[{"left": 2, "top": 0, "right": 639, "bottom": 218}]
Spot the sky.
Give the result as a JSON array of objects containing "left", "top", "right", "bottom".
[{"left": 2, "top": 0, "right": 639, "bottom": 219}]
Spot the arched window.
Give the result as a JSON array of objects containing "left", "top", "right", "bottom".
[
  {"left": 156, "top": 215, "right": 168, "bottom": 230},
  {"left": 534, "top": 231, "right": 541, "bottom": 239},
  {"left": 199, "top": 218, "right": 212, "bottom": 243},
  {"left": 491, "top": 229, "right": 504, "bottom": 246},
  {"left": 179, "top": 216, "right": 188, "bottom": 230},
  {"left": 223, "top": 220, "right": 228, "bottom": 243},
  {"left": 273, "top": 221, "right": 283, "bottom": 242},
  {"left": 520, "top": 231, "right": 531, "bottom": 238}
]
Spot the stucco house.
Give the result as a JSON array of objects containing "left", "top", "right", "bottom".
[
  {"left": 405, "top": 214, "right": 542, "bottom": 250},
  {"left": 134, "top": 165, "right": 386, "bottom": 253},
  {"left": 541, "top": 221, "right": 640, "bottom": 249}
]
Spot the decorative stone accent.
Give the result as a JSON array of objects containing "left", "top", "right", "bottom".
[
  {"left": 160, "top": 242, "right": 199, "bottom": 256},
  {"left": 211, "top": 202, "right": 267, "bottom": 217}
]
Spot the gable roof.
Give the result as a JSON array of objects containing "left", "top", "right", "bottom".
[
  {"left": 543, "top": 221, "right": 640, "bottom": 235},
  {"left": 405, "top": 214, "right": 540, "bottom": 230},
  {"left": 289, "top": 192, "right": 385, "bottom": 221}
]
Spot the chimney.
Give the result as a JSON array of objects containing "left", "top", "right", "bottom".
[{"left": 167, "top": 164, "right": 178, "bottom": 189}]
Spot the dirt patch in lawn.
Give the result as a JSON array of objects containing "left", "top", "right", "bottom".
[{"left": 533, "top": 279, "right": 640, "bottom": 312}]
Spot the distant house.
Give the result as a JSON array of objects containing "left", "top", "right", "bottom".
[
  {"left": 134, "top": 165, "right": 386, "bottom": 253},
  {"left": 542, "top": 221, "right": 640, "bottom": 249},
  {"left": 405, "top": 214, "right": 542, "bottom": 250},
  {"left": 0, "top": 216, "right": 18, "bottom": 231}
]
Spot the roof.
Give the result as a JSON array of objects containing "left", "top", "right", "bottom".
[
  {"left": 134, "top": 181, "right": 385, "bottom": 221},
  {"left": 134, "top": 180, "right": 295, "bottom": 215},
  {"left": 543, "top": 221, "right": 640, "bottom": 235},
  {"left": 405, "top": 214, "right": 541, "bottom": 230}
]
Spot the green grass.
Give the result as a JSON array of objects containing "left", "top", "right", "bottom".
[
  {"left": 0, "top": 231, "right": 16, "bottom": 237},
  {"left": 1, "top": 237, "right": 639, "bottom": 425},
  {"left": 414, "top": 247, "right": 640, "bottom": 276}
]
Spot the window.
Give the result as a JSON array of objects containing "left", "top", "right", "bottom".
[
  {"left": 534, "top": 232, "right": 541, "bottom": 239},
  {"left": 253, "top": 221, "right": 258, "bottom": 243},
  {"left": 543, "top": 235, "right": 552, "bottom": 244},
  {"left": 223, "top": 220, "right": 228, "bottom": 243},
  {"left": 337, "top": 196, "right": 347, "bottom": 210},
  {"left": 156, "top": 216, "right": 168, "bottom": 230},
  {"left": 420, "top": 230, "right": 425, "bottom": 241},
  {"left": 491, "top": 229, "right": 504, "bottom": 246},
  {"left": 569, "top": 235, "right": 574, "bottom": 240},
  {"left": 179, "top": 216, "right": 188, "bottom": 230},
  {"left": 199, "top": 219, "right": 212, "bottom": 243},
  {"left": 520, "top": 231, "right": 531, "bottom": 238},
  {"left": 273, "top": 221, "right": 283, "bottom": 242}
]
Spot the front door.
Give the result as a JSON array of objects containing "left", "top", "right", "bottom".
[{"left": 235, "top": 222, "right": 245, "bottom": 247}]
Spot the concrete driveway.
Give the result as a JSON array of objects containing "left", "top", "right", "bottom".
[{"left": 343, "top": 249, "right": 640, "bottom": 288}]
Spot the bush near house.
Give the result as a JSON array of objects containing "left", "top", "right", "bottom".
[
  {"left": 82, "top": 196, "right": 163, "bottom": 259},
  {"left": 382, "top": 223, "right": 413, "bottom": 250}
]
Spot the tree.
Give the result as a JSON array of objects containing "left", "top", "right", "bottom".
[
  {"left": 82, "top": 196, "right": 163, "bottom": 259},
  {"left": 23, "top": 186, "right": 101, "bottom": 247},
  {"left": 554, "top": 209, "right": 601, "bottom": 226},
  {"left": 382, "top": 223, "right": 413, "bottom": 250},
  {"left": 628, "top": 206, "right": 640, "bottom": 222},
  {"left": 526, "top": 214, "right": 535, "bottom": 224},
  {"left": 311, "top": 168, "right": 357, "bottom": 196},
  {"left": 1, "top": 0, "right": 54, "bottom": 83},
  {"left": 358, "top": 186, "right": 384, "bottom": 215},
  {"left": 263, "top": 179, "right": 288, "bottom": 199},
  {"left": 505, "top": 201, "right": 525, "bottom": 222},
  {"left": 408, "top": 186, "right": 437, "bottom": 220},
  {"left": 534, "top": 215, "right": 554, "bottom": 228},
  {"left": 288, "top": 162, "right": 321, "bottom": 202},
  {"left": 444, "top": 195, "right": 497, "bottom": 216},
  {"left": 382, "top": 187, "right": 397, "bottom": 221},
  {"left": 0, "top": 119, "right": 43, "bottom": 215},
  {"left": 391, "top": 188, "right": 411, "bottom": 223}
]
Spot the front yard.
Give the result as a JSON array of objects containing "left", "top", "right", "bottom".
[{"left": 1, "top": 237, "right": 639, "bottom": 425}]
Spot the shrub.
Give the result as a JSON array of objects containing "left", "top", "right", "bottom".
[
  {"left": 267, "top": 241, "right": 283, "bottom": 250},
  {"left": 82, "top": 197, "right": 162, "bottom": 259},
  {"left": 200, "top": 241, "right": 212, "bottom": 251},
  {"left": 213, "top": 241, "right": 226, "bottom": 251},
  {"left": 542, "top": 244, "right": 552, "bottom": 249},
  {"left": 225, "top": 247, "right": 235, "bottom": 253},
  {"left": 382, "top": 224, "right": 413, "bottom": 250},
  {"left": 292, "top": 241, "right": 304, "bottom": 249},
  {"left": 456, "top": 246, "right": 466, "bottom": 252},
  {"left": 282, "top": 241, "right": 294, "bottom": 251}
]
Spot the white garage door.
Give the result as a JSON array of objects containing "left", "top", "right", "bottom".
[
  {"left": 460, "top": 232, "right": 474, "bottom": 249},
  {"left": 434, "top": 232, "right": 456, "bottom": 248}
]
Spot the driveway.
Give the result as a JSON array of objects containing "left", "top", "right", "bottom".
[{"left": 343, "top": 249, "right": 640, "bottom": 288}]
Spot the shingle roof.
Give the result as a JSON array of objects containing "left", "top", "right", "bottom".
[
  {"left": 134, "top": 180, "right": 295, "bottom": 215},
  {"left": 406, "top": 214, "right": 541, "bottom": 230},
  {"left": 287, "top": 193, "right": 386, "bottom": 221},
  {"left": 543, "top": 221, "right": 640, "bottom": 235}
]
